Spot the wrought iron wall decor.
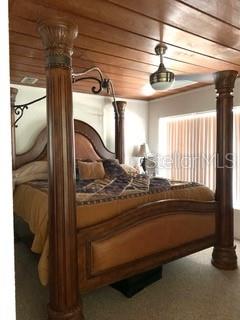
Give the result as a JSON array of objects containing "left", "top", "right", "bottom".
[
  {"left": 13, "top": 67, "right": 117, "bottom": 127},
  {"left": 14, "top": 95, "right": 46, "bottom": 127}
]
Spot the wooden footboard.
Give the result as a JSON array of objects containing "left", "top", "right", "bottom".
[{"left": 77, "top": 199, "right": 217, "bottom": 292}]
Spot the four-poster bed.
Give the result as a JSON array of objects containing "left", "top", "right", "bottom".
[
  {"left": 12, "top": 18, "right": 237, "bottom": 320},
  {"left": 13, "top": 118, "right": 216, "bottom": 287}
]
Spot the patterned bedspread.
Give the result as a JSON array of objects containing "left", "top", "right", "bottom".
[
  {"left": 75, "top": 175, "right": 172, "bottom": 204},
  {"left": 28, "top": 175, "right": 200, "bottom": 206}
]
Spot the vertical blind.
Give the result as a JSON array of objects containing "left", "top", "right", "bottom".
[{"left": 160, "top": 109, "right": 240, "bottom": 206}]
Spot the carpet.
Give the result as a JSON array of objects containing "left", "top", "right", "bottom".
[{"left": 15, "top": 241, "right": 240, "bottom": 320}]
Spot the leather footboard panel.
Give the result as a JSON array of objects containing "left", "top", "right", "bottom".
[{"left": 91, "top": 212, "right": 215, "bottom": 274}]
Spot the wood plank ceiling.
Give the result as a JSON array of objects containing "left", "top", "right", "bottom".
[{"left": 9, "top": 0, "right": 240, "bottom": 100}]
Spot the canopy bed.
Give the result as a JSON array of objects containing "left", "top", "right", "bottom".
[{"left": 11, "top": 18, "right": 237, "bottom": 320}]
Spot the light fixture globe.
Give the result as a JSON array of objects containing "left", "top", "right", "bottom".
[
  {"left": 150, "top": 64, "right": 175, "bottom": 90},
  {"left": 150, "top": 43, "right": 175, "bottom": 90}
]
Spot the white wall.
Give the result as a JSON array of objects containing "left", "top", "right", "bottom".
[
  {"left": 12, "top": 84, "right": 148, "bottom": 165},
  {"left": 13, "top": 85, "right": 47, "bottom": 154},
  {"left": 148, "top": 80, "right": 240, "bottom": 239}
]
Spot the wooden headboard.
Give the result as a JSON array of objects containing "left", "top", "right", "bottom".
[{"left": 15, "top": 119, "right": 115, "bottom": 169}]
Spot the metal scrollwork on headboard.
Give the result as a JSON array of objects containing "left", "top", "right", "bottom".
[
  {"left": 13, "top": 67, "right": 117, "bottom": 127},
  {"left": 14, "top": 95, "right": 46, "bottom": 127},
  {"left": 72, "top": 66, "right": 104, "bottom": 94}
]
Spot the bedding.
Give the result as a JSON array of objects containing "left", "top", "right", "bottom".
[
  {"left": 101, "top": 158, "right": 126, "bottom": 177},
  {"left": 13, "top": 160, "right": 48, "bottom": 188},
  {"left": 14, "top": 173, "right": 214, "bottom": 285},
  {"left": 77, "top": 160, "right": 105, "bottom": 180},
  {"left": 120, "top": 163, "right": 139, "bottom": 176},
  {"left": 29, "top": 174, "right": 172, "bottom": 203}
]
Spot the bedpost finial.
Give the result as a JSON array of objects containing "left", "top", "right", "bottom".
[
  {"left": 113, "top": 100, "right": 127, "bottom": 117},
  {"left": 214, "top": 70, "right": 238, "bottom": 93},
  {"left": 10, "top": 87, "right": 18, "bottom": 107},
  {"left": 37, "top": 18, "right": 78, "bottom": 68}
]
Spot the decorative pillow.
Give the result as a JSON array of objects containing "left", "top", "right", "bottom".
[
  {"left": 77, "top": 160, "right": 105, "bottom": 180},
  {"left": 13, "top": 161, "right": 48, "bottom": 185},
  {"left": 120, "top": 164, "right": 139, "bottom": 177},
  {"left": 102, "top": 159, "right": 127, "bottom": 178}
]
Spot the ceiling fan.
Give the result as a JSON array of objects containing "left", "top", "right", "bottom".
[{"left": 149, "top": 43, "right": 214, "bottom": 90}]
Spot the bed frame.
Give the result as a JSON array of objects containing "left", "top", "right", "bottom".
[
  {"left": 13, "top": 118, "right": 217, "bottom": 291},
  {"left": 11, "top": 18, "right": 238, "bottom": 320}
]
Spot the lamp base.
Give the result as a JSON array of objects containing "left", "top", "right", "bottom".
[{"left": 140, "top": 157, "right": 146, "bottom": 173}]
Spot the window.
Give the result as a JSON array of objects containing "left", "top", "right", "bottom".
[{"left": 158, "top": 108, "right": 240, "bottom": 208}]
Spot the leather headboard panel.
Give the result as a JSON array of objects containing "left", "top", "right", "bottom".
[
  {"left": 15, "top": 119, "right": 115, "bottom": 168},
  {"left": 75, "top": 133, "right": 101, "bottom": 161}
]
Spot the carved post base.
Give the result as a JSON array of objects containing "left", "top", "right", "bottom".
[
  {"left": 212, "top": 246, "right": 237, "bottom": 270},
  {"left": 48, "top": 305, "right": 84, "bottom": 320}
]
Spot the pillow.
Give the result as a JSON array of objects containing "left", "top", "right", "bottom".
[
  {"left": 120, "top": 164, "right": 139, "bottom": 177},
  {"left": 13, "top": 161, "right": 48, "bottom": 185},
  {"left": 102, "top": 159, "right": 127, "bottom": 178},
  {"left": 77, "top": 160, "right": 105, "bottom": 180}
]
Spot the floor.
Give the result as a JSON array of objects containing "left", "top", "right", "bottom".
[{"left": 15, "top": 241, "right": 240, "bottom": 320}]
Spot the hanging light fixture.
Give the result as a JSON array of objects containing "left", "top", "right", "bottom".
[{"left": 150, "top": 43, "right": 175, "bottom": 90}]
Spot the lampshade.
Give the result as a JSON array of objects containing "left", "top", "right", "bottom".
[
  {"left": 136, "top": 143, "right": 150, "bottom": 157},
  {"left": 150, "top": 63, "right": 175, "bottom": 90}
]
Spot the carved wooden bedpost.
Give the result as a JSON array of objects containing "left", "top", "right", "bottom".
[
  {"left": 38, "top": 19, "right": 83, "bottom": 320},
  {"left": 10, "top": 87, "right": 18, "bottom": 169},
  {"left": 113, "top": 100, "right": 126, "bottom": 164},
  {"left": 212, "top": 70, "right": 238, "bottom": 270}
]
